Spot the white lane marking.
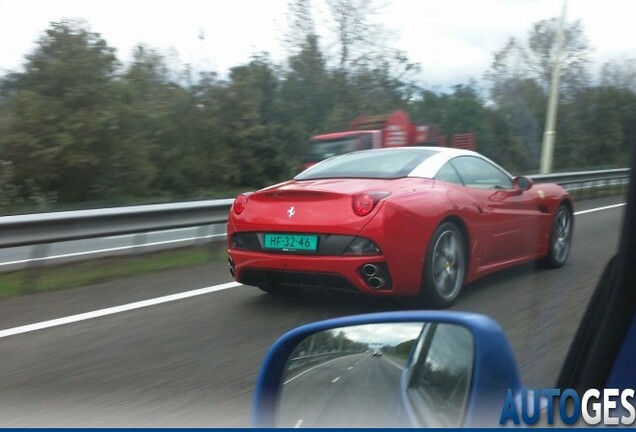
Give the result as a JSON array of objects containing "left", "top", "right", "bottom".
[
  {"left": 382, "top": 356, "right": 406, "bottom": 371},
  {"left": 0, "top": 281, "right": 242, "bottom": 339},
  {"left": 574, "top": 203, "right": 625, "bottom": 216},
  {"left": 0, "top": 234, "right": 227, "bottom": 267},
  {"left": 331, "top": 377, "right": 340, "bottom": 383},
  {"left": 294, "top": 419, "right": 304, "bottom": 428},
  {"left": 347, "top": 366, "right": 353, "bottom": 370},
  {"left": 284, "top": 357, "right": 343, "bottom": 385}
]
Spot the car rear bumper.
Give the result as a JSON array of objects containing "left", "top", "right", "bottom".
[{"left": 228, "top": 249, "right": 396, "bottom": 295}]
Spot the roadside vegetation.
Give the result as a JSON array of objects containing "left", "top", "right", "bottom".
[
  {"left": 0, "top": 246, "right": 225, "bottom": 299},
  {"left": 1, "top": 0, "right": 635, "bottom": 216}
]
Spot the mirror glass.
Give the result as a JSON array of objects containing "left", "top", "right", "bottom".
[
  {"left": 515, "top": 176, "right": 532, "bottom": 190},
  {"left": 276, "top": 322, "right": 474, "bottom": 428}
]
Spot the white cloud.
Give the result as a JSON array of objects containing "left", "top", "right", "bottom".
[
  {"left": 1, "top": 0, "right": 635, "bottom": 87},
  {"left": 342, "top": 323, "right": 423, "bottom": 346}
]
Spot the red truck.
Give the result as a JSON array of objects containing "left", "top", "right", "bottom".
[{"left": 303, "top": 110, "right": 475, "bottom": 167}]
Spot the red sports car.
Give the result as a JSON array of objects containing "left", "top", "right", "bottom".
[{"left": 227, "top": 147, "right": 573, "bottom": 307}]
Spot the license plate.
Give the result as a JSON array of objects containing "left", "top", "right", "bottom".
[{"left": 263, "top": 233, "right": 318, "bottom": 252}]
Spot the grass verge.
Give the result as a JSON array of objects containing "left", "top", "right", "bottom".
[{"left": 0, "top": 244, "right": 227, "bottom": 301}]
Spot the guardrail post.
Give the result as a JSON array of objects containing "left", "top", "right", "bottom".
[
  {"left": 209, "top": 224, "right": 225, "bottom": 261},
  {"left": 197, "top": 224, "right": 213, "bottom": 261},
  {"left": 22, "top": 243, "right": 51, "bottom": 294},
  {"left": 196, "top": 225, "right": 209, "bottom": 248},
  {"left": 131, "top": 232, "right": 147, "bottom": 257},
  {"left": 585, "top": 181, "right": 593, "bottom": 200}
]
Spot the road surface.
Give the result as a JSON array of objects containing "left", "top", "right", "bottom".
[{"left": 0, "top": 196, "right": 625, "bottom": 426}]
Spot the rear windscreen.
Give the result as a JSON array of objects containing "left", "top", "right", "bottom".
[{"left": 296, "top": 149, "right": 436, "bottom": 180}]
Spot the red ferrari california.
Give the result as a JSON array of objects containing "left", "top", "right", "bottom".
[{"left": 227, "top": 147, "right": 573, "bottom": 307}]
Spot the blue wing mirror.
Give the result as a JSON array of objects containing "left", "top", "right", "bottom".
[{"left": 253, "top": 311, "right": 522, "bottom": 427}]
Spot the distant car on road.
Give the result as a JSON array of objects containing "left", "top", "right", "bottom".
[
  {"left": 372, "top": 350, "right": 383, "bottom": 357},
  {"left": 227, "top": 147, "right": 573, "bottom": 307}
]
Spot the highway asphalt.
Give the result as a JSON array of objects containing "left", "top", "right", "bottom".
[
  {"left": 0, "top": 196, "right": 625, "bottom": 427},
  {"left": 279, "top": 353, "right": 406, "bottom": 428}
]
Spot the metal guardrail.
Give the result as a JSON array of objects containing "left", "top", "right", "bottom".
[
  {"left": 530, "top": 168, "right": 630, "bottom": 190},
  {"left": 529, "top": 168, "right": 630, "bottom": 185},
  {"left": 0, "top": 199, "right": 234, "bottom": 249},
  {"left": 0, "top": 169, "right": 630, "bottom": 250}
]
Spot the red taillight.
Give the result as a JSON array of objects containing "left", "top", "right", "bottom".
[
  {"left": 352, "top": 193, "right": 375, "bottom": 216},
  {"left": 233, "top": 194, "right": 249, "bottom": 214},
  {"left": 352, "top": 191, "right": 390, "bottom": 217}
]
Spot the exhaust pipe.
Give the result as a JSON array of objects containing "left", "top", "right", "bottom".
[
  {"left": 362, "top": 264, "right": 379, "bottom": 277},
  {"left": 368, "top": 276, "right": 386, "bottom": 290}
]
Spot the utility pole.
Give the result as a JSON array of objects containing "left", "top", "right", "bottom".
[{"left": 540, "top": 0, "right": 568, "bottom": 174}]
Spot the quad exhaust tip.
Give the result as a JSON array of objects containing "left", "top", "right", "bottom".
[
  {"left": 368, "top": 276, "right": 386, "bottom": 290},
  {"left": 361, "top": 263, "right": 379, "bottom": 277},
  {"left": 362, "top": 263, "right": 388, "bottom": 289}
]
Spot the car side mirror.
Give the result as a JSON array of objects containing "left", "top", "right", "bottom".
[
  {"left": 512, "top": 176, "right": 533, "bottom": 193},
  {"left": 253, "top": 311, "right": 522, "bottom": 428}
]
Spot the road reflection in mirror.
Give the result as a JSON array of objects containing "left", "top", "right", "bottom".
[{"left": 276, "top": 322, "right": 474, "bottom": 428}]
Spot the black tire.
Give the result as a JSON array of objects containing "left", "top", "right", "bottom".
[
  {"left": 420, "top": 222, "right": 467, "bottom": 309},
  {"left": 537, "top": 204, "right": 573, "bottom": 269}
]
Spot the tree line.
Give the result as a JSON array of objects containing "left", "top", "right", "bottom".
[{"left": 0, "top": 1, "right": 635, "bottom": 214}]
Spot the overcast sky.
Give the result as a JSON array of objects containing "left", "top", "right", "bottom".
[{"left": 0, "top": 0, "right": 634, "bottom": 89}]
